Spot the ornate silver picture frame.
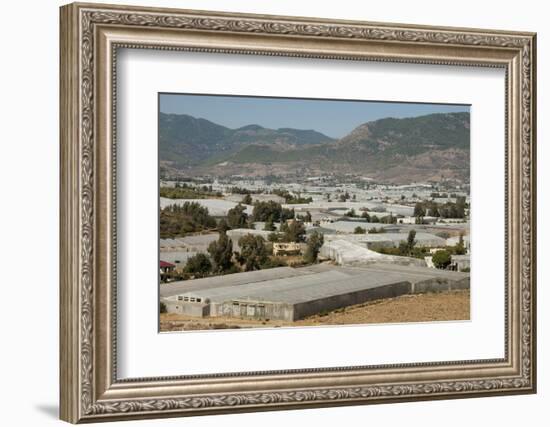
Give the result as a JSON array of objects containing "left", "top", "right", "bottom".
[{"left": 60, "top": 2, "right": 536, "bottom": 423}]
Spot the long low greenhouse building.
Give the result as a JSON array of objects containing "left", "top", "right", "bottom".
[{"left": 160, "top": 264, "right": 469, "bottom": 321}]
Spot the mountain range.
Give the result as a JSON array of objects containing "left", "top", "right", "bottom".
[{"left": 159, "top": 111, "right": 470, "bottom": 183}]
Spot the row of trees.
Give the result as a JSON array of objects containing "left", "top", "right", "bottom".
[
  {"left": 272, "top": 188, "right": 313, "bottom": 204},
  {"left": 160, "top": 202, "right": 217, "bottom": 238},
  {"left": 183, "top": 228, "right": 324, "bottom": 278},
  {"left": 252, "top": 200, "right": 295, "bottom": 223},
  {"left": 236, "top": 188, "right": 314, "bottom": 205},
  {"left": 371, "top": 230, "right": 467, "bottom": 267},
  {"left": 345, "top": 209, "right": 395, "bottom": 224},
  {"left": 413, "top": 197, "right": 467, "bottom": 219},
  {"left": 376, "top": 230, "right": 423, "bottom": 258},
  {"left": 160, "top": 184, "right": 222, "bottom": 199},
  {"left": 226, "top": 201, "right": 298, "bottom": 231},
  {"left": 430, "top": 192, "right": 463, "bottom": 199}
]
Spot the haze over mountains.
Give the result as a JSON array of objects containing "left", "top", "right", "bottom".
[{"left": 159, "top": 111, "right": 470, "bottom": 183}]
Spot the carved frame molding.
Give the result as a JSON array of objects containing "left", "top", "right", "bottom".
[{"left": 60, "top": 2, "right": 536, "bottom": 423}]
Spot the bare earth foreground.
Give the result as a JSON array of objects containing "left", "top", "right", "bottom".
[{"left": 160, "top": 290, "right": 470, "bottom": 332}]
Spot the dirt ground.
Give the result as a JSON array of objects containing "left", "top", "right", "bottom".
[{"left": 160, "top": 290, "right": 470, "bottom": 332}]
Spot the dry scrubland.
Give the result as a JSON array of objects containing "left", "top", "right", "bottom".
[{"left": 160, "top": 289, "right": 470, "bottom": 332}]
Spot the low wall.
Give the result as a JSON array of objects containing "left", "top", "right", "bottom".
[
  {"left": 293, "top": 281, "right": 412, "bottom": 320},
  {"left": 411, "top": 277, "right": 470, "bottom": 293},
  {"left": 346, "top": 257, "right": 427, "bottom": 268}
]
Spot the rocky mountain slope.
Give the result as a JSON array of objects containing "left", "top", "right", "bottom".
[{"left": 159, "top": 111, "right": 470, "bottom": 183}]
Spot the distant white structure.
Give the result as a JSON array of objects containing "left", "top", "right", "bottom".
[
  {"left": 320, "top": 239, "right": 425, "bottom": 267},
  {"left": 324, "top": 232, "right": 445, "bottom": 250},
  {"left": 451, "top": 255, "right": 470, "bottom": 271},
  {"left": 282, "top": 201, "right": 414, "bottom": 217},
  {"left": 424, "top": 256, "right": 435, "bottom": 268},
  {"left": 399, "top": 216, "right": 438, "bottom": 225},
  {"left": 320, "top": 221, "right": 389, "bottom": 234}
]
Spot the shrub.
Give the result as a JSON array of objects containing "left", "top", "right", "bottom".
[
  {"left": 454, "top": 233, "right": 467, "bottom": 255},
  {"left": 207, "top": 232, "right": 234, "bottom": 273},
  {"left": 237, "top": 234, "right": 269, "bottom": 271},
  {"left": 260, "top": 257, "right": 287, "bottom": 269},
  {"left": 432, "top": 250, "right": 452, "bottom": 269},
  {"left": 227, "top": 203, "right": 248, "bottom": 229},
  {"left": 304, "top": 231, "right": 324, "bottom": 264},
  {"left": 184, "top": 253, "right": 212, "bottom": 278}
]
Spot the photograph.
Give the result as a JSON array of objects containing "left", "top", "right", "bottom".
[
  {"left": 55, "top": 2, "right": 536, "bottom": 422},
  {"left": 158, "top": 94, "right": 472, "bottom": 332}
]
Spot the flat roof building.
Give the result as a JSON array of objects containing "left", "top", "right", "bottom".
[{"left": 161, "top": 263, "right": 469, "bottom": 321}]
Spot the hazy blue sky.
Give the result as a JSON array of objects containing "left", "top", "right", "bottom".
[{"left": 160, "top": 93, "right": 470, "bottom": 139}]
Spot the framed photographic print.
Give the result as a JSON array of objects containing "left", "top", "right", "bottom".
[{"left": 60, "top": 2, "right": 537, "bottom": 423}]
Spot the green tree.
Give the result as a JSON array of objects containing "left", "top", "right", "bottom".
[
  {"left": 338, "top": 191, "right": 350, "bottom": 202},
  {"left": 281, "top": 220, "right": 306, "bottom": 243},
  {"left": 268, "top": 232, "right": 280, "bottom": 243},
  {"left": 427, "top": 206, "right": 440, "bottom": 217},
  {"left": 207, "top": 232, "right": 234, "bottom": 273},
  {"left": 252, "top": 201, "right": 291, "bottom": 222},
  {"left": 398, "top": 241, "right": 409, "bottom": 255},
  {"left": 406, "top": 229, "right": 417, "bottom": 255},
  {"left": 184, "top": 253, "right": 212, "bottom": 278},
  {"left": 264, "top": 217, "right": 276, "bottom": 231},
  {"left": 242, "top": 194, "right": 253, "bottom": 204},
  {"left": 369, "top": 227, "right": 386, "bottom": 234},
  {"left": 237, "top": 234, "right": 268, "bottom": 271},
  {"left": 407, "top": 229, "right": 416, "bottom": 248},
  {"left": 354, "top": 226, "right": 366, "bottom": 234},
  {"left": 227, "top": 203, "right": 248, "bottom": 229},
  {"left": 159, "top": 202, "right": 216, "bottom": 238},
  {"left": 304, "top": 231, "right": 324, "bottom": 264},
  {"left": 455, "top": 233, "right": 467, "bottom": 255},
  {"left": 281, "top": 207, "right": 295, "bottom": 222},
  {"left": 432, "top": 250, "right": 452, "bottom": 269},
  {"left": 413, "top": 202, "right": 426, "bottom": 218},
  {"left": 217, "top": 218, "right": 230, "bottom": 234},
  {"left": 304, "top": 211, "right": 312, "bottom": 223},
  {"left": 381, "top": 213, "right": 397, "bottom": 224},
  {"left": 361, "top": 211, "right": 371, "bottom": 222}
]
